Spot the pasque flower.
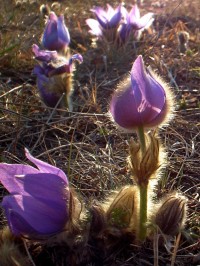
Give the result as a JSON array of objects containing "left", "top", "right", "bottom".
[
  {"left": 91, "top": 4, "right": 122, "bottom": 29},
  {"left": 0, "top": 149, "right": 69, "bottom": 237},
  {"left": 110, "top": 55, "right": 174, "bottom": 129},
  {"left": 119, "top": 5, "right": 154, "bottom": 43},
  {"left": 42, "top": 11, "right": 70, "bottom": 52},
  {"left": 86, "top": 4, "right": 122, "bottom": 39},
  {"left": 86, "top": 4, "right": 153, "bottom": 46},
  {"left": 32, "top": 44, "right": 83, "bottom": 109}
]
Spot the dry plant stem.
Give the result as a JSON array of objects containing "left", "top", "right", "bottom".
[{"left": 137, "top": 126, "right": 148, "bottom": 241}]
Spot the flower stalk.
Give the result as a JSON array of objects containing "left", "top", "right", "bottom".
[
  {"left": 138, "top": 183, "right": 148, "bottom": 241},
  {"left": 137, "top": 126, "right": 148, "bottom": 241}
]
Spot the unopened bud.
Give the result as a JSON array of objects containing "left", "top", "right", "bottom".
[
  {"left": 128, "top": 132, "right": 164, "bottom": 186},
  {"left": 153, "top": 194, "right": 187, "bottom": 236},
  {"left": 106, "top": 186, "right": 137, "bottom": 229},
  {"left": 89, "top": 203, "right": 107, "bottom": 236},
  {"left": 178, "top": 31, "right": 190, "bottom": 53},
  {"left": 40, "top": 4, "right": 51, "bottom": 18}
]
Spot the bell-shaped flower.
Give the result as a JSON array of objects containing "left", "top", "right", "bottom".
[
  {"left": 119, "top": 5, "right": 154, "bottom": 43},
  {"left": 42, "top": 11, "right": 70, "bottom": 52},
  {"left": 32, "top": 44, "right": 83, "bottom": 109},
  {"left": 0, "top": 149, "right": 69, "bottom": 237},
  {"left": 110, "top": 55, "right": 174, "bottom": 129},
  {"left": 90, "top": 4, "right": 122, "bottom": 30}
]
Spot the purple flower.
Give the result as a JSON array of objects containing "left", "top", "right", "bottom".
[
  {"left": 119, "top": 5, "right": 154, "bottom": 42},
  {"left": 32, "top": 44, "right": 83, "bottom": 108},
  {"left": 91, "top": 4, "right": 122, "bottom": 29},
  {"left": 0, "top": 149, "right": 69, "bottom": 237},
  {"left": 110, "top": 55, "right": 172, "bottom": 129},
  {"left": 42, "top": 12, "right": 70, "bottom": 52}
]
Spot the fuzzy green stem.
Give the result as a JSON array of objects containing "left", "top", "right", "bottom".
[
  {"left": 138, "top": 184, "right": 148, "bottom": 241},
  {"left": 137, "top": 126, "right": 146, "bottom": 154},
  {"left": 137, "top": 126, "right": 148, "bottom": 241}
]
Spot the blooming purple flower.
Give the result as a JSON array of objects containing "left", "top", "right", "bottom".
[
  {"left": 86, "top": 4, "right": 154, "bottom": 47},
  {"left": 42, "top": 11, "right": 70, "bottom": 52},
  {"left": 110, "top": 55, "right": 171, "bottom": 129},
  {"left": 91, "top": 4, "right": 122, "bottom": 29},
  {"left": 32, "top": 44, "right": 83, "bottom": 108},
  {"left": 0, "top": 149, "right": 69, "bottom": 237},
  {"left": 119, "top": 5, "right": 154, "bottom": 43}
]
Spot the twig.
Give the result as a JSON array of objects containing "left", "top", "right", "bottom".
[
  {"left": 23, "top": 239, "right": 37, "bottom": 266},
  {"left": 171, "top": 232, "right": 181, "bottom": 266}
]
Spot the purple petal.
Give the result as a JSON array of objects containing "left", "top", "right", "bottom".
[
  {"left": 48, "top": 11, "right": 58, "bottom": 22},
  {"left": 129, "top": 5, "right": 140, "bottom": 22},
  {"left": 131, "top": 55, "right": 166, "bottom": 123},
  {"left": 33, "top": 65, "right": 45, "bottom": 76},
  {"left": 42, "top": 12, "right": 58, "bottom": 50},
  {"left": 110, "top": 81, "right": 142, "bottom": 128},
  {"left": 137, "top": 13, "right": 154, "bottom": 29},
  {"left": 57, "top": 15, "right": 70, "bottom": 46},
  {"left": 118, "top": 23, "right": 132, "bottom": 43},
  {"left": 70, "top": 54, "right": 83, "bottom": 64},
  {"left": 25, "top": 149, "right": 68, "bottom": 183},
  {"left": 4, "top": 207, "right": 39, "bottom": 236},
  {"left": 33, "top": 67, "right": 64, "bottom": 107},
  {"left": 92, "top": 4, "right": 122, "bottom": 29},
  {"left": 15, "top": 173, "right": 68, "bottom": 203},
  {"left": 32, "top": 44, "right": 57, "bottom": 62},
  {"left": 121, "top": 6, "right": 129, "bottom": 22},
  {"left": 42, "top": 12, "right": 70, "bottom": 51},
  {"left": 2, "top": 195, "right": 68, "bottom": 235},
  {"left": 109, "top": 4, "right": 122, "bottom": 28},
  {"left": 86, "top": 19, "right": 103, "bottom": 36},
  {"left": 0, "top": 164, "right": 39, "bottom": 194}
]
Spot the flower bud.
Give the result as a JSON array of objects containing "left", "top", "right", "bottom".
[
  {"left": 128, "top": 131, "right": 164, "bottom": 186},
  {"left": 42, "top": 12, "right": 70, "bottom": 53},
  {"left": 106, "top": 186, "right": 137, "bottom": 229},
  {"left": 110, "top": 55, "right": 174, "bottom": 130},
  {"left": 177, "top": 31, "right": 190, "bottom": 53},
  {"left": 153, "top": 194, "right": 187, "bottom": 236}
]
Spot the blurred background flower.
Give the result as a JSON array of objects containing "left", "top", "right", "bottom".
[
  {"left": 119, "top": 5, "right": 154, "bottom": 43},
  {"left": 86, "top": 4, "right": 154, "bottom": 47},
  {"left": 90, "top": 4, "right": 122, "bottom": 29},
  {"left": 42, "top": 11, "right": 70, "bottom": 53},
  {"left": 32, "top": 44, "right": 83, "bottom": 110}
]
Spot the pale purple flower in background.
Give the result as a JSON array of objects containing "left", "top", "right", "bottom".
[
  {"left": 91, "top": 4, "right": 122, "bottom": 29},
  {"left": 86, "top": 4, "right": 154, "bottom": 46},
  {"left": 0, "top": 149, "right": 69, "bottom": 237},
  {"left": 32, "top": 44, "right": 83, "bottom": 108},
  {"left": 110, "top": 55, "right": 172, "bottom": 129},
  {"left": 86, "top": 4, "right": 123, "bottom": 44},
  {"left": 119, "top": 5, "right": 154, "bottom": 43},
  {"left": 42, "top": 11, "right": 70, "bottom": 52}
]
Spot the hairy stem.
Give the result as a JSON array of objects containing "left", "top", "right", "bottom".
[
  {"left": 138, "top": 184, "right": 148, "bottom": 241},
  {"left": 137, "top": 126, "right": 148, "bottom": 241}
]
